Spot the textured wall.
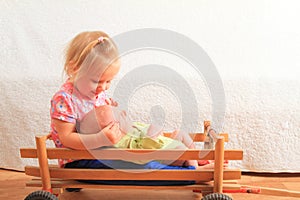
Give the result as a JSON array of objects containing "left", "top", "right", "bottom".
[{"left": 1, "top": 0, "right": 299, "bottom": 172}]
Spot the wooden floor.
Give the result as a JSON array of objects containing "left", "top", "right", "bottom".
[{"left": 1, "top": 168, "right": 299, "bottom": 200}]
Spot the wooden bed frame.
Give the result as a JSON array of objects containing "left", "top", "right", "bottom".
[{"left": 20, "top": 121, "right": 244, "bottom": 199}]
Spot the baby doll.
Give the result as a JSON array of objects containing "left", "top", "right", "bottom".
[{"left": 79, "top": 105, "right": 196, "bottom": 166}]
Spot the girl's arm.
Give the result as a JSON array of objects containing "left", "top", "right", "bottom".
[{"left": 52, "top": 118, "right": 124, "bottom": 150}]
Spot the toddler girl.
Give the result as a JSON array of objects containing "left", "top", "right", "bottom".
[{"left": 50, "top": 31, "right": 124, "bottom": 167}]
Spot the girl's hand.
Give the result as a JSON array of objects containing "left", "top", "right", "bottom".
[
  {"left": 100, "top": 122, "right": 124, "bottom": 144},
  {"left": 105, "top": 98, "right": 118, "bottom": 107}
]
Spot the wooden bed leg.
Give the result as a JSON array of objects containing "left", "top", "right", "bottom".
[
  {"left": 35, "top": 135, "right": 52, "bottom": 192},
  {"left": 213, "top": 136, "right": 225, "bottom": 193}
]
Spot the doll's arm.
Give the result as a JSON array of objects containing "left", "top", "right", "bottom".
[{"left": 146, "top": 124, "right": 163, "bottom": 138}]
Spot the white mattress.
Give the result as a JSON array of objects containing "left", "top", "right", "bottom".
[{"left": 1, "top": 0, "right": 299, "bottom": 172}]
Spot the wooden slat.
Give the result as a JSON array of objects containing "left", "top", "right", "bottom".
[
  {"left": 25, "top": 167, "right": 212, "bottom": 181},
  {"left": 26, "top": 179, "right": 241, "bottom": 192},
  {"left": 20, "top": 148, "right": 37, "bottom": 158},
  {"left": 20, "top": 148, "right": 243, "bottom": 160},
  {"left": 223, "top": 180, "right": 238, "bottom": 184},
  {"left": 163, "top": 133, "right": 229, "bottom": 142},
  {"left": 26, "top": 179, "right": 213, "bottom": 190},
  {"left": 25, "top": 166, "right": 241, "bottom": 181},
  {"left": 241, "top": 185, "right": 300, "bottom": 198},
  {"left": 225, "top": 150, "right": 243, "bottom": 160}
]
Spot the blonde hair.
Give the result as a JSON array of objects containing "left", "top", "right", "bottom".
[{"left": 64, "top": 31, "right": 119, "bottom": 82}]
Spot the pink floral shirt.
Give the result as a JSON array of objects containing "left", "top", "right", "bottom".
[{"left": 50, "top": 81, "right": 107, "bottom": 167}]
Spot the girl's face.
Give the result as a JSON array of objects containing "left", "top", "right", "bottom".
[{"left": 74, "top": 61, "right": 120, "bottom": 100}]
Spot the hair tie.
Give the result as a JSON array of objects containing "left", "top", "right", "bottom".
[{"left": 98, "top": 36, "right": 105, "bottom": 43}]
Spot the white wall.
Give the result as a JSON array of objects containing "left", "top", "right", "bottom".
[{"left": 1, "top": 0, "right": 299, "bottom": 172}]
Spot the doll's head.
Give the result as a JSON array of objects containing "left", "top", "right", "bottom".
[
  {"left": 94, "top": 105, "right": 115, "bottom": 128},
  {"left": 79, "top": 105, "right": 115, "bottom": 134},
  {"left": 80, "top": 105, "right": 132, "bottom": 135}
]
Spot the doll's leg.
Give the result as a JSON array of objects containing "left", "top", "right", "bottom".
[
  {"left": 167, "top": 131, "right": 229, "bottom": 169},
  {"left": 158, "top": 141, "right": 192, "bottom": 167}
]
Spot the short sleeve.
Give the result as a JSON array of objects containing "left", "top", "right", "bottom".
[
  {"left": 50, "top": 91, "right": 77, "bottom": 124},
  {"left": 95, "top": 91, "right": 107, "bottom": 107}
]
